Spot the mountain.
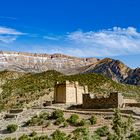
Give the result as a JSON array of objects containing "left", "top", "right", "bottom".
[
  {"left": 124, "top": 68, "right": 140, "bottom": 85},
  {"left": 0, "top": 51, "right": 139, "bottom": 85},
  {"left": 0, "top": 51, "right": 99, "bottom": 73},
  {"left": 82, "top": 58, "right": 140, "bottom": 85}
]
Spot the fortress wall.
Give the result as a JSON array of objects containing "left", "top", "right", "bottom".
[
  {"left": 54, "top": 81, "right": 87, "bottom": 104},
  {"left": 66, "top": 84, "right": 77, "bottom": 103},
  {"left": 76, "top": 86, "right": 85, "bottom": 104},
  {"left": 83, "top": 92, "right": 124, "bottom": 109}
]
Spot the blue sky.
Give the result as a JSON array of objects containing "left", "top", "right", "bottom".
[{"left": 0, "top": 0, "right": 140, "bottom": 68}]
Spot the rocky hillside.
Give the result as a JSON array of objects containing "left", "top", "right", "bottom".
[
  {"left": 0, "top": 70, "right": 140, "bottom": 111},
  {"left": 0, "top": 51, "right": 139, "bottom": 85},
  {"left": 0, "top": 51, "right": 99, "bottom": 73},
  {"left": 124, "top": 68, "right": 140, "bottom": 85},
  {"left": 82, "top": 58, "right": 140, "bottom": 85}
]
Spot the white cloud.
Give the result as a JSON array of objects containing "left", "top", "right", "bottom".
[
  {"left": 0, "top": 36, "right": 17, "bottom": 43},
  {"left": 65, "top": 27, "right": 140, "bottom": 57},
  {"left": 0, "top": 26, "right": 25, "bottom": 43},
  {"left": 30, "top": 27, "right": 140, "bottom": 57},
  {"left": 43, "top": 35, "right": 62, "bottom": 41},
  {"left": 0, "top": 26, "right": 24, "bottom": 35}
]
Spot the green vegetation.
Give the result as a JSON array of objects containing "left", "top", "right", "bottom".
[
  {"left": 51, "top": 109, "right": 64, "bottom": 119},
  {"left": 0, "top": 70, "right": 140, "bottom": 111},
  {"left": 26, "top": 110, "right": 65, "bottom": 126},
  {"left": 3, "top": 109, "right": 140, "bottom": 140},
  {"left": 72, "top": 127, "right": 90, "bottom": 140},
  {"left": 89, "top": 115, "right": 97, "bottom": 125},
  {"left": 6, "top": 124, "right": 18, "bottom": 133},
  {"left": 95, "top": 126, "right": 109, "bottom": 137},
  {"left": 62, "top": 121, "right": 68, "bottom": 127},
  {"left": 26, "top": 115, "right": 43, "bottom": 126},
  {"left": 67, "top": 114, "right": 79, "bottom": 126},
  {"left": 129, "top": 130, "right": 140, "bottom": 140},
  {"left": 108, "top": 109, "right": 134, "bottom": 140},
  {"left": 54, "top": 116, "right": 65, "bottom": 125},
  {"left": 29, "top": 131, "right": 37, "bottom": 137},
  {"left": 51, "top": 129, "right": 71, "bottom": 140}
]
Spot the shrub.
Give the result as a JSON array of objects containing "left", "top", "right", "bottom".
[
  {"left": 72, "top": 127, "right": 89, "bottom": 140},
  {"left": 95, "top": 126, "right": 109, "bottom": 137},
  {"left": 54, "top": 117, "right": 65, "bottom": 125},
  {"left": 6, "top": 124, "right": 18, "bottom": 133},
  {"left": 92, "top": 133, "right": 101, "bottom": 140},
  {"left": 51, "top": 129, "right": 70, "bottom": 140},
  {"left": 51, "top": 109, "right": 64, "bottom": 119},
  {"left": 18, "top": 134, "right": 29, "bottom": 140},
  {"left": 38, "top": 135, "right": 49, "bottom": 140},
  {"left": 89, "top": 115, "right": 97, "bottom": 125},
  {"left": 26, "top": 116, "right": 43, "bottom": 126},
  {"left": 4, "top": 138, "right": 16, "bottom": 140},
  {"left": 63, "top": 121, "right": 68, "bottom": 127},
  {"left": 39, "top": 112, "right": 49, "bottom": 120},
  {"left": 78, "top": 119, "right": 88, "bottom": 126},
  {"left": 29, "top": 131, "right": 37, "bottom": 137},
  {"left": 107, "top": 133, "right": 116, "bottom": 140},
  {"left": 67, "top": 114, "right": 79, "bottom": 126}
]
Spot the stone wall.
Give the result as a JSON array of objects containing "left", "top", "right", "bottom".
[
  {"left": 83, "top": 92, "right": 124, "bottom": 109},
  {"left": 54, "top": 81, "right": 88, "bottom": 104}
]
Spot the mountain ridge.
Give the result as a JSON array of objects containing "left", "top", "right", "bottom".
[{"left": 0, "top": 51, "right": 139, "bottom": 85}]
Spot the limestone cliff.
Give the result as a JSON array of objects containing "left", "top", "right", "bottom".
[{"left": 0, "top": 51, "right": 99, "bottom": 73}]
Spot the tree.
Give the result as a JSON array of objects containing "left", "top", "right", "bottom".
[{"left": 108, "top": 109, "right": 134, "bottom": 140}]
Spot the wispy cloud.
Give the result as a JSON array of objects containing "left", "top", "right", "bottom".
[
  {"left": 0, "top": 26, "right": 24, "bottom": 35},
  {"left": 43, "top": 35, "right": 61, "bottom": 41},
  {"left": 0, "top": 16, "right": 17, "bottom": 20},
  {"left": 23, "top": 27, "right": 140, "bottom": 57},
  {"left": 63, "top": 27, "right": 140, "bottom": 57},
  {"left": 0, "top": 26, "right": 25, "bottom": 43},
  {"left": 1, "top": 26, "right": 140, "bottom": 58}
]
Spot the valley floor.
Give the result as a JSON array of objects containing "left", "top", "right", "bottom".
[{"left": 0, "top": 105, "right": 140, "bottom": 139}]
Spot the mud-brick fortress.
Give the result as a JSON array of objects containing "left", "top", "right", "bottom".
[
  {"left": 54, "top": 81, "right": 138, "bottom": 109},
  {"left": 83, "top": 93, "right": 124, "bottom": 109},
  {"left": 54, "top": 81, "right": 88, "bottom": 104}
]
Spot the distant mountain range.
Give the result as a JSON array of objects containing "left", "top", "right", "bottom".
[{"left": 0, "top": 51, "right": 139, "bottom": 85}]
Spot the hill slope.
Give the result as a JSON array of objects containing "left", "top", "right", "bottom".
[{"left": 0, "top": 70, "right": 140, "bottom": 111}]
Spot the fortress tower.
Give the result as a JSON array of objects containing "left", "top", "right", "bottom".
[{"left": 54, "top": 81, "right": 88, "bottom": 104}]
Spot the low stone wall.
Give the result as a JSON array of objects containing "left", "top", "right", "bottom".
[
  {"left": 83, "top": 93, "right": 123, "bottom": 109},
  {"left": 9, "top": 109, "right": 23, "bottom": 113},
  {"left": 125, "top": 103, "right": 140, "bottom": 107},
  {"left": 5, "top": 114, "right": 17, "bottom": 119}
]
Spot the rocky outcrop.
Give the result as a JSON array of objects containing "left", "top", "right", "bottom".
[
  {"left": 82, "top": 58, "right": 130, "bottom": 82},
  {"left": 0, "top": 51, "right": 139, "bottom": 85},
  {"left": 124, "top": 68, "right": 140, "bottom": 85},
  {"left": 0, "top": 51, "right": 99, "bottom": 74},
  {"left": 81, "top": 58, "right": 140, "bottom": 85}
]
